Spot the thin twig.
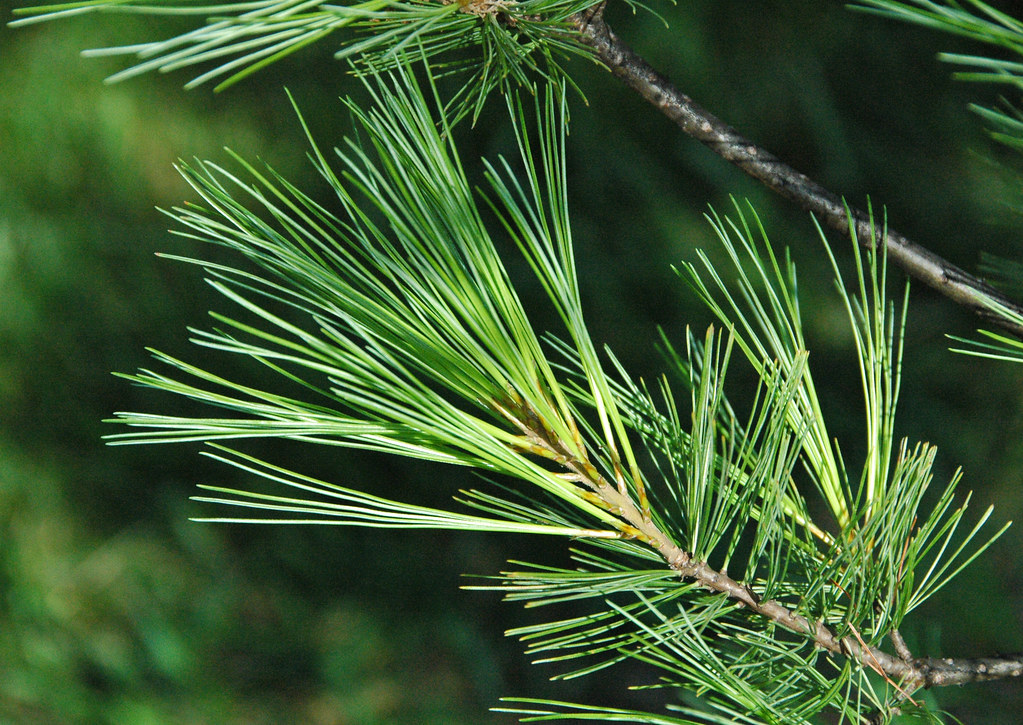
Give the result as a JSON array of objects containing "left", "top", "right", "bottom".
[
  {"left": 572, "top": 3, "right": 1023, "bottom": 339},
  {"left": 890, "top": 627, "right": 914, "bottom": 663}
]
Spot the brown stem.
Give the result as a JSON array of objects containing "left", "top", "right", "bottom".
[
  {"left": 571, "top": 3, "right": 1023, "bottom": 339},
  {"left": 606, "top": 469, "right": 1023, "bottom": 690}
]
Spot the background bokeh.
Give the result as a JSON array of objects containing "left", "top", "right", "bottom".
[{"left": 3, "top": 1, "right": 1023, "bottom": 722}]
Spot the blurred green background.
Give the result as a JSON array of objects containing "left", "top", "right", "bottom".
[{"left": 3, "top": 1, "right": 1023, "bottom": 722}]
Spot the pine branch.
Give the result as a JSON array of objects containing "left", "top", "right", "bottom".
[
  {"left": 571, "top": 2, "right": 1023, "bottom": 340},
  {"left": 90, "top": 41, "right": 1016, "bottom": 716},
  {"left": 598, "top": 458, "right": 1022, "bottom": 694},
  {"left": 508, "top": 385, "right": 1023, "bottom": 692}
]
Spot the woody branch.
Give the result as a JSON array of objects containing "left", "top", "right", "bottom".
[{"left": 571, "top": 2, "right": 1023, "bottom": 339}]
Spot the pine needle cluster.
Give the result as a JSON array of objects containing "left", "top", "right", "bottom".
[
  {"left": 101, "top": 67, "right": 1006, "bottom": 721},
  {"left": 10, "top": 0, "right": 609, "bottom": 121}
]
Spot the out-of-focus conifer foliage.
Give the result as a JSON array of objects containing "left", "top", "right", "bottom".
[{"left": 3, "top": 1, "right": 1023, "bottom": 722}]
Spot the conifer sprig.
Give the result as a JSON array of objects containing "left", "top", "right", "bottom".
[
  {"left": 9, "top": 0, "right": 604, "bottom": 121},
  {"left": 103, "top": 61, "right": 1009, "bottom": 723}
]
